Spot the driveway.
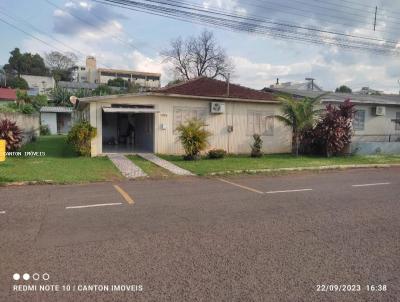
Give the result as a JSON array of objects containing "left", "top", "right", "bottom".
[{"left": 0, "top": 168, "right": 399, "bottom": 301}]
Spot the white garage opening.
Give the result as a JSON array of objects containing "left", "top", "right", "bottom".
[{"left": 102, "top": 105, "right": 157, "bottom": 153}]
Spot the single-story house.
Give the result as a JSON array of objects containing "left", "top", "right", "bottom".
[
  {"left": 40, "top": 106, "right": 73, "bottom": 134},
  {"left": 0, "top": 87, "right": 16, "bottom": 103},
  {"left": 264, "top": 87, "right": 400, "bottom": 154},
  {"left": 74, "top": 77, "right": 292, "bottom": 156}
]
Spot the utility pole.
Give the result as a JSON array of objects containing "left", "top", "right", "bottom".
[{"left": 374, "top": 6, "right": 378, "bottom": 31}]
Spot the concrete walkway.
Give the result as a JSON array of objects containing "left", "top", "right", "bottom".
[
  {"left": 137, "top": 153, "right": 194, "bottom": 176},
  {"left": 107, "top": 154, "right": 148, "bottom": 178}
]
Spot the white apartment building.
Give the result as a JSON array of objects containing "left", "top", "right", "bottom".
[{"left": 72, "top": 56, "right": 161, "bottom": 88}]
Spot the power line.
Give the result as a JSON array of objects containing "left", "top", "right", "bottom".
[
  {"left": 96, "top": 0, "right": 400, "bottom": 55},
  {"left": 43, "top": 0, "right": 143, "bottom": 54}
]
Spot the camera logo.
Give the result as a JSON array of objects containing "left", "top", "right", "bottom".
[{"left": 13, "top": 273, "right": 50, "bottom": 281}]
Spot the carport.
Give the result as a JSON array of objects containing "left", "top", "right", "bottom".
[{"left": 102, "top": 106, "right": 157, "bottom": 153}]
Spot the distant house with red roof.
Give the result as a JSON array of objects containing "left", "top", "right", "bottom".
[
  {"left": 0, "top": 87, "right": 17, "bottom": 103},
  {"left": 74, "top": 77, "right": 292, "bottom": 156}
]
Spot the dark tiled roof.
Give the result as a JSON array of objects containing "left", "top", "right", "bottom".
[
  {"left": 0, "top": 87, "right": 16, "bottom": 101},
  {"left": 156, "top": 77, "right": 276, "bottom": 101}
]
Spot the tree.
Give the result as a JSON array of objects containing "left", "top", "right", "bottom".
[
  {"left": 335, "top": 85, "right": 352, "bottom": 93},
  {"left": 275, "top": 94, "right": 324, "bottom": 156},
  {"left": 4, "top": 48, "right": 48, "bottom": 77},
  {"left": 8, "top": 77, "right": 29, "bottom": 90},
  {"left": 302, "top": 100, "right": 356, "bottom": 157},
  {"left": 162, "top": 30, "right": 233, "bottom": 80},
  {"left": 45, "top": 51, "right": 77, "bottom": 81}
]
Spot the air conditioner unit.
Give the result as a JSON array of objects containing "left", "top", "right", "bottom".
[
  {"left": 375, "top": 106, "right": 385, "bottom": 116},
  {"left": 210, "top": 102, "right": 225, "bottom": 114}
]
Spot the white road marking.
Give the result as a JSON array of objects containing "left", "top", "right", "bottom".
[
  {"left": 65, "top": 203, "right": 122, "bottom": 210},
  {"left": 0, "top": 211, "right": 5, "bottom": 214},
  {"left": 352, "top": 182, "right": 391, "bottom": 187},
  {"left": 217, "top": 178, "right": 264, "bottom": 194},
  {"left": 266, "top": 189, "right": 313, "bottom": 194}
]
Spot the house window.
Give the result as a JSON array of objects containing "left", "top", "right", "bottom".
[
  {"left": 353, "top": 110, "right": 365, "bottom": 131},
  {"left": 173, "top": 107, "right": 208, "bottom": 130},
  {"left": 247, "top": 111, "right": 274, "bottom": 136},
  {"left": 396, "top": 112, "right": 400, "bottom": 131}
]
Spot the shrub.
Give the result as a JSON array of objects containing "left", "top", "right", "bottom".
[
  {"left": 176, "top": 118, "right": 211, "bottom": 160},
  {"left": 0, "top": 102, "right": 35, "bottom": 115},
  {"left": 40, "top": 124, "right": 51, "bottom": 135},
  {"left": 251, "top": 134, "right": 263, "bottom": 157},
  {"left": 302, "top": 99, "right": 355, "bottom": 157},
  {"left": 67, "top": 121, "right": 97, "bottom": 156},
  {"left": 19, "top": 103, "right": 35, "bottom": 114},
  {"left": 208, "top": 148, "right": 227, "bottom": 159},
  {"left": 31, "top": 94, "right": 48, "bottom": 111},
  {"left": 0, "top": 119, "right": 23, "bottom": 151}
]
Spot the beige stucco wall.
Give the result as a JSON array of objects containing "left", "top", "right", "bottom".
[{"left": 83, "top": 95, "right": 292, "bottom": 156}]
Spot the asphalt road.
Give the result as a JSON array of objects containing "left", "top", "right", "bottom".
[{"left": 0, "top": 168, "right": 399, "bottom": 301}]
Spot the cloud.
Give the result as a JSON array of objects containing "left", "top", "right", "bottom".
[
  {"left": 53, "top": 0, "right": 126, "bottom": 38},
  {"left": 230, "top": 52, "right": 400, "bottom": 93}
]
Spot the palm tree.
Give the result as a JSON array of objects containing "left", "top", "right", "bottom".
[{"left": 275, "top": 94, "right": 325, "bottom": 156}]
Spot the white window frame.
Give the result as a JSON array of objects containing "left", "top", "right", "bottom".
[
  {"left": 173, "top": 106, "right": 208, "bottom": 131},
  {"left": 396, "top": 112, "right": 400, "bottom": 131},
  {"left": 353, "top": 110, "right": 365, "bottom": 131},
  {"left": 247, "top": 111, "right": 274, "bottom": 136}
]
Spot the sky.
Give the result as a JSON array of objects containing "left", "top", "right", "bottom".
[{"left": 1, "top": 0, "right": 400, "bottom": 93}]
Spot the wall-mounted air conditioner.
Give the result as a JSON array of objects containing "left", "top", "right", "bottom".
[
  {"left": 210, "top": 102, "right": 225, "bottom": 114},
  {"left": 375, "top": 106, "right": 385, "bottom": 116}
]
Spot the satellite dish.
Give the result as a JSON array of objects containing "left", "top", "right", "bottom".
[{"left": 69, "top": 96, "right": 77, "bottom": 105}]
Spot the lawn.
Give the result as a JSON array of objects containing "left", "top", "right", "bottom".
[
  {"left": 160, "top": 154, "right": 400, "bottom": 175},
  {"left": 127, "top": 155, "right": 173, "bottom": 178},
  {"left": 0, "top": 136, "right": 122, "bottom": 184}
]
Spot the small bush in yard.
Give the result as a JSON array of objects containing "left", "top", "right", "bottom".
[
  {"left": 40, "top": 124, "right": 51, "bottom": 135},
  {"left": 67, "top": 121, "right": 96, "bottom": 156},
  {"left": 176, "top": 118, "right": 211, "bottom": 160},
  {"left": 0, "top": 119, "right": 23, "bottom": 151},
  {"left": 251, "top": 134, "right": 263, "bottom": 158},
  {"left": 208, "top": 149, "right": 227, "bottom": 159}
]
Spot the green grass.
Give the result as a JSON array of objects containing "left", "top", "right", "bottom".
[
  {"left": 0, "top": 136, "right": 122, "bottom": 184},
  {"left": 127, "top": 155, "right": 173, "bottom": 178},
  {"left": 160, "top": 153, "right": 400, "bottom": 175}
]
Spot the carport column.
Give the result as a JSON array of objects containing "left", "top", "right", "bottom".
[{"left": 89, "top": 102, "right": 100, "bottom": 157}]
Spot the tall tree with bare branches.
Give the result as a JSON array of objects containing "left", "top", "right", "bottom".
[{"left": 162, "top": 30, "right": 233, "bottom": 80}]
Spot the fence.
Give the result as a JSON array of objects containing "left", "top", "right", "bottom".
[{"left": 0, "top": 113, "right": 40, "bottom": 144}]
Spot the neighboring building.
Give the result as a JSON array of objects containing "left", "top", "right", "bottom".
[
  {"left": 0, "top": 87, "right": 16, "bottom": 103},
  {"left": 72, "top": 56, "right": 161, "bottom": 88},
  {"left": 20, "top": 74, "right": 55, "bottom": 95},
  {"left": 40, "top": 106, "right": 73, "bottom": 134},
  {"left": 269, "top": 78, "right": 323, "bottom": 91},
  {"left": 74, "top": 77, "right": 291, "bottom": 156},
  {"left": 265, "top": 86, "right": 400, "bottom": 154},
  {"left": 356, "top": 87, "right": 384, "bottom": 95}
]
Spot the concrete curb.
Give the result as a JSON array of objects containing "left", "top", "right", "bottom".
[{"left": 208, "top": 163, "right": 400, "bottom": 176}]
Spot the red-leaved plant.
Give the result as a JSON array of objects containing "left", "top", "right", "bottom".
[
  {"left": 0, "top": 119, "right": 23, "bottom": 151},
  {"left": 302, "top": 99, "right": 355, "bottom": 157}
]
